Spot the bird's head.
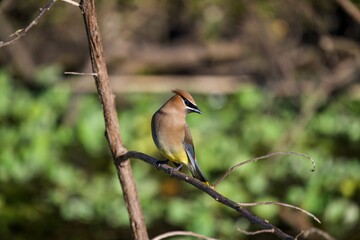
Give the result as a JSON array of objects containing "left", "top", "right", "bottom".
[{"left": 172, "top": 89, "right": 202, "bottom": 115}]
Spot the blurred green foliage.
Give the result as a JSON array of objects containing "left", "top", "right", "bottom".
[
  {"left": 2, "top": 0, "right": 360, "bottom": 239},
  {"left": 1, "top": 68, "right": 359, "bottom": 240}
]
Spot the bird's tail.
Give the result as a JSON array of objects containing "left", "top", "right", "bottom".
[
  {"left": 184, "top": 147, "right": 209, "bottom": 185},
  {"left": 188, "top": 158, "right": 209, "bottom": 185}
]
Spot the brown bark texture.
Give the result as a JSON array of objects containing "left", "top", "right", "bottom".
[{"left": 79, "top": 0, "right": 149, "bottom": 239}]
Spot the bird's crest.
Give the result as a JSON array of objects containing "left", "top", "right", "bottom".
[{"left": 172, "top": 89, "right": 196, "bottom": 105}]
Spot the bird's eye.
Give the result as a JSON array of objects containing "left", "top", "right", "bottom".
[{"left": 184, "top": 99, "right": 190, "bottom": 106}]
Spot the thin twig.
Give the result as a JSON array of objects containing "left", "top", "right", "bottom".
[
  {"left": 213, "top": 152, "right": 315, "bottom": 188},
  {"left": 0, "top": 0, "right": 58, "bottom": 48},
  {"left": 152, "top": 231, "right": 218, "bottom": 240},
  {"left": 295, "top": 227, "right": 336, "bottom": 240},
  {"left": 295, "top": 231, "right": 304, "bottom": 240},
  {"left": 237, "top": 228, "right": 275, "bottom": 235},
  {"left": 61, "top": 0, "right": 80, "bottom": 6},
  {"left": 239, "top": 202, "right": 321, "bottom": 224},
  {"left": 64, "top": 71, "right": 98, "bottom": 76}
]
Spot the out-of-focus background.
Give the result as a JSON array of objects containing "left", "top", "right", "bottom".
[{"left": 1, "top": 0, "right": 360, "bottom": 239}]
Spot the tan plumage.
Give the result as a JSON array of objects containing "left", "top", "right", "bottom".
[{"left": 151, "top": 89, "right": 208, "bottom": 184}]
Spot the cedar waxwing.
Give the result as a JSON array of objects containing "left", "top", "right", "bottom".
[{"left": 151, "top": 89, "right": 208, "bottom": 184}]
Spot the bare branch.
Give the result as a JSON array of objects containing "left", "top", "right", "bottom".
[
  {"left": 61, "top": 0, "right": 80, "bottom": 6},
  {"left": 0, "top": 0, "right": 58, "bottom": 48},
  {"left": 152, "top": 231, "right": 218, "bottom": 240},
  {"left": 295, "top": 228, "right": 336, "bottom": 240},
  {"left": 239, "top": 202, "right": 321, "bottom": 224},
  {"left": 213, "top": 152, "right": 315, "bottom": 188},
  {"left": 118, "top": 151, "right": 297, "bottom": 240},
  {"left": 237, "top": 228, "right": 275, "bottom": 235},
  {"left": 64, "top": 71, "right": 98, "bottom": 76}
]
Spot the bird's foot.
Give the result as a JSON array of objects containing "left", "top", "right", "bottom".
[
  {"left": 168, "top": 164, "right": 183, "bottom": 178},
  {"left": 173, "top": 164, "right": 183, "bottom": 171},
  {"left": 156, "top": 160, "right": 169, "bottom": 169}
]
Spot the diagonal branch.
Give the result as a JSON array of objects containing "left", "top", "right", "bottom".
[
  {"left": 117, "top": 151, "right": 296, "bottom": 240},
  {"left": 0, "top": 0, "right": 79, "bottom": 48},
  {"left": 0, "top": 0, "right": 57, "bottom": 48},
  {"left": 336, "top": 0, "right": 360, "bottom": 24}
]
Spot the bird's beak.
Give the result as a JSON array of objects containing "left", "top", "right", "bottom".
[{"left": 191, "top": 107, "right": 202, "bottom": 114}]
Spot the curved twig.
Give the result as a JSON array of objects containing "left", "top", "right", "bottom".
[
  {"left": 237, "top": 228, "right": 275, "bottom": 235},
  {"left": 295, "top": 227, "right": 336, "bottom": 240},
  {"left": 152, "top": 231, "right": 218, "bottom": 240},
  {"left": 239, "top": 202, "right": 320, "bottom": 224},
  {"left": 213, "top": 151, "right": 315, "bottom": 188},
  {"left": 61, "top": 0, "right": 79, "bottom": 6}
]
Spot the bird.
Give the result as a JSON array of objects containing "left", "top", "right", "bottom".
[{"left": 151, "top": 89, "right": 209, "bottom": 185}]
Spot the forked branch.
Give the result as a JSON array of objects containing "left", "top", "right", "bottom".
[
  {"left": 0, "top": 0, "right": 57, "bottom": 48},
  {"left": 118, "top": 151, "right": 319, "bottom": 240},
  {"left": 0, "top": 0, "right": 79, "bottom": 48}
]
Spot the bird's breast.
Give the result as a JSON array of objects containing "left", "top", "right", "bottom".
[{"left": 152, "top": 111, "right": 188, "bottom": 165}]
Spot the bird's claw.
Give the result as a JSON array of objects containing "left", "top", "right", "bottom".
[
  {"left": 173, "top": 164, "right": 183, "bottom": 171},
  {"left": 167, "top": 164, "right": 183, "bottom": 178},
  {"left": 156, "top": 160, "right": 169, "bottom": 170}
]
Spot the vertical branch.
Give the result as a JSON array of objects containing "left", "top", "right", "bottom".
[{"left": 79, "top": 0, "right": 148, "bottom": 239}]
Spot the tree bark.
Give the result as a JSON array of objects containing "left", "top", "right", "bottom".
[{"left": 79, "top": 0, "right": 149, "bottom": 239}]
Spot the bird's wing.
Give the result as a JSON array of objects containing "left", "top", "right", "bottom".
[
  {"left": 183, "top": 125, "right": 196, "bottom": 160},
  {"left": 183, "top": 125, "right": 208, "bottom": 183}
]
